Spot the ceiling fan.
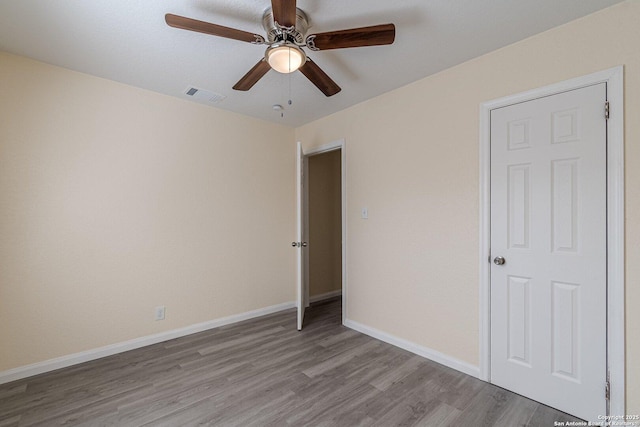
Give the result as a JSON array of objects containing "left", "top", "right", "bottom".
[{"left": 165, "top": 0, "right": 396, "bottom": 97}]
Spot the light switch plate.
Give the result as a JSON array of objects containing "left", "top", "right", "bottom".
[{"left": 361, "top": 207, "right": 368, "bottom": 219}]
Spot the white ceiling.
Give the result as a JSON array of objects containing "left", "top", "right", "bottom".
[{"left": 0, "top": 0, "right": 624, "bottom": 127}]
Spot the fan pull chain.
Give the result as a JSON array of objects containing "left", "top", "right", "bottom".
[{"left": 288, "top": 48, "right": 293, "bottom": 106}]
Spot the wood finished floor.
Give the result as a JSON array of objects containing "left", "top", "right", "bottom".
[{"left": 0, "top": 298, "right": 583, "bottom": 426}]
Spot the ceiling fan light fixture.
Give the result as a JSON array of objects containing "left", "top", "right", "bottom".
[{"left": 266, "top": 43, "right": 306, "bottom": 73}]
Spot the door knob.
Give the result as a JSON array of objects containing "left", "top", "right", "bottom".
[
  {"left": 292, "top": 242, "right": 298, "bottom": 247},
  {"left": 302, "top": 242, "right": 308, "bottom": 247},
  {"left": 493, "top": 256, "right": 506, "bottom": 265}
]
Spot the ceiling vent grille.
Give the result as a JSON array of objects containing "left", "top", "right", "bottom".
[{"left": 184, "top": 86, "right": 226, "bottom": 103}]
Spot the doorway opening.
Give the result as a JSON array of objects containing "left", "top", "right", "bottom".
[
  {"left": 306, "top": 149, "right": 342, "bottom": 306},
  {"left": 296, "top": 140, "right": 346, "bottom": 330}
]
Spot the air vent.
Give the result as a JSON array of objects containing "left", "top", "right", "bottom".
[{"left": 184, "top": 86, "right": 226, "bottom": 103}]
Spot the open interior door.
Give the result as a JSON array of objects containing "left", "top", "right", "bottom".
[{"left": 295, "top": 141, "right": 306, "bottom": 330}]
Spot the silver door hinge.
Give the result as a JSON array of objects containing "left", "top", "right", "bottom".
[
  {"left": 605, "top": 101, "right": 610, "bottom": 120},
  {"left": 605, "top": 380, "right": 610, "bottom": 401}
]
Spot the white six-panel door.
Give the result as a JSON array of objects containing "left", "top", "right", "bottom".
[{"left": 490, "top": 83, "right": 607, "bottom": 421}]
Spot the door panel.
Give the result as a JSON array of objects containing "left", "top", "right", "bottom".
[
  {"left": 551, "top": 280, "right": 580, "bottom": 381},
  {"left": 551, "top": 159, "right": 579, "bottom": 253},
  {"left": 507, "top": 275, "right": 531, "bottom": 367},
  {"left": 490, "top": 83, "right": 607, "bottom": 421},
  {"left": 507, "top": 163, "right": 531, "bottom": 249}
]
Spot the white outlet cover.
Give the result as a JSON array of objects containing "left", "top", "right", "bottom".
[{"left": 361, "top": 207, "right": 368, "bottom": 219}]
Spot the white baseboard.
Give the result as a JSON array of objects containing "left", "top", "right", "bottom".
[
  {"left": 0, "top": 301, "right": 295, "bottom": 385},
  {"left": 1, "top": 302, "right": 480, "bottom": 386},
  {"left": 309, "top": 290, "right": 342, "bottom": 304},
  {"left": 344, "top": 318, "right": 480, "bottom": 379}
]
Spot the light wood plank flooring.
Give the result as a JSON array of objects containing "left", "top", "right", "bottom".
[{"left": 0, "top": 298, "right": 583, "bottom": 426}]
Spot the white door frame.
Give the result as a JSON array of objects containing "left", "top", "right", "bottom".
[
  {"left": 299, "top": 139, "right": 347, "bottom": 325},
  {"left": 478, "top": 67, "right": 624, "bottom": 415}
]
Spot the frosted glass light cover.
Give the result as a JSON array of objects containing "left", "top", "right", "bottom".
[{"left": 266, "top": 45, "right": 305, "bottom": 73}]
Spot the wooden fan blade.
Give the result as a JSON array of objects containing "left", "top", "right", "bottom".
[
  {"left": 233, "top": 59, "right": 271, "bottom": 91},
  {"left": 271, "top": 0, "right": 297, "bottom": 28},
  {"left": 299, "top": 59, "right": 341, "bottom": 97},
  {"left": 306, "top": 24, "right": 395, "bottom": 50},
  {"left": 165, "top": 14, "right": 263, "bottom": 44}
]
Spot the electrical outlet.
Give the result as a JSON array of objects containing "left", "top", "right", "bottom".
[{"left": 155, "top": 306, "right": 165, "bottom": 321}]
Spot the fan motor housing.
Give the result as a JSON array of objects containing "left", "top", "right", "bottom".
[{"left": 262, "top": 7, "right": 309, "bottom": 44}]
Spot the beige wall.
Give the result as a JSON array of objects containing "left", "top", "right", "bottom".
[
  {"left": 0, "top": 52, "right": 296, "bottom": 371},
  {"left": 295, "top": 1, "right": 639, "bottom": 413},
  {"left": 308, "top": 150, "right": 342, "bottom": 297}
]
